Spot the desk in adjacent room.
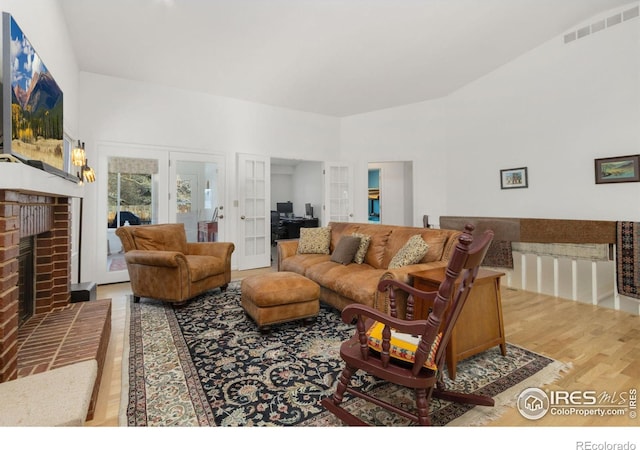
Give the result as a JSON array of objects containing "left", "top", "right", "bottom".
[{"left": 409, "top": 267, "right": 507, "bottom": 380}]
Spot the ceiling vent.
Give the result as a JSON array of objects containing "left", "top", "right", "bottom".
[{"left": 564, "top": 5, "right": 639, "bottom": 44}]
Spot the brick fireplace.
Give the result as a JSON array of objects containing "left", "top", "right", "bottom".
[
  {"left": 0, "top": 190, "right": 75, "bottom": 381},
  {"left": 0, "top": 168, "right": 112, "bottom": 420}
]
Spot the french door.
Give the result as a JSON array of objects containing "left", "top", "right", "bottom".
[
  {"left": 169, "top": 152, "right": 225, "bottom": 243},
  {"left": 96, "top": 144, "right": 225, "bottom": 284},
  {"left": 237, "top": 153, "right": 270, "bottom": 270},
  {"left": 324, "top": 162, "right": 354, "bottom": 224},
  {"left": 98, "top": 144, "right": 169, "bottom": 284}
]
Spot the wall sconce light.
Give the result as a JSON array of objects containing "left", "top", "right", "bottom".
[
  {"left": 82, "top": 160, "right": 96, "bottom": 183},
  {"left": 73, "top": 140, "right": 96, "bottom": 184},
  {"left": 72, "top": 140, "right": 86, "bottom": 166}
]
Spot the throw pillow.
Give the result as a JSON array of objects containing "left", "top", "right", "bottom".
[
  {"left": 388, "top": 235, "right": 429, "bottom": 269},
  {"left": 297, "top": 227, "right": 331, "bottom": 254},
  {"left": 366, "top": 321, "right": 442, "bottom": 370},
  {"left": 330, "top": 235, "right": 361, "bottom": 265},
  {"left": 351, "top": 233, "right": 371, "bottom": 264}
]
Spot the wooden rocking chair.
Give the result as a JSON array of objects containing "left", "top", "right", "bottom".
[{"left": 320, "top": 224, "right": 495, "bottom": 426}]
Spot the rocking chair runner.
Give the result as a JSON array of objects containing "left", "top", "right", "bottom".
[{"left": 320, "top": 224, "right": 495, "bottom": 426}]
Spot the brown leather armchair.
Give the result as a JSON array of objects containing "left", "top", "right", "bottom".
[{"left": 115, "top": 223, "right": 235, "bottom": 304}]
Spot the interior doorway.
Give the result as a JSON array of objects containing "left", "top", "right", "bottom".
[
  {"left": 368, "top": 168, "right": 380, "bottom": 223},
  {"left": 271, "top": 158, "right": 323, "bottom": 223},
  {"left": 367, "top": 161, "right": 413, "bottom": 226}
]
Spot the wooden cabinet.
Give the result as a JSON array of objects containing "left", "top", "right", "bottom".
[{"left": 410, "top": 267, "right": 507, "bottom": 380}]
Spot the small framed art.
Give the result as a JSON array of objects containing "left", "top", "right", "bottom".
[
  {"left": 594, "top": 154, "right": 640, "bottom": 184},
  {"left": 500, "top": 167, "right": 528, "bottom": 189}
]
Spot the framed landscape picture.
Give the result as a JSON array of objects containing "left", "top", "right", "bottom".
[
  {"left": 500, "top": 167, "right": 528, "bottom": 189},
  {"left": 595, "top": 155, "right": 640, "bottom": 184}
]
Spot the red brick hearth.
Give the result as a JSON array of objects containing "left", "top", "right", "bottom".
[{"left": 0, "top": 189, "right": 111, "bottom": 420}]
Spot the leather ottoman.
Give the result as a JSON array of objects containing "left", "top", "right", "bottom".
[{"left": 241, "top": 271, "right": 320, "bottom": 332}]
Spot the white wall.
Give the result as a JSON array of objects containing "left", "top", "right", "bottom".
[
  {"left": 78, "top": 72, "right": 340, "bottom": 280},
  {"left": 341, "top": 4, "right": 640, "bottom": 226},
  {"left": 368, "top": 161, "right": 413, "bottom": 226},
  {"left": 0, "top": 0, "right": 82, "bottom": 278},
  {"left": 292, "top": 161, "right": 323, "bottom": 221},
  {"left": 444, "top": 4, "right": 640, "bottom": 222},
  {"left": 341, "top": 99, "right": 449, "bottom": 226},
  {"left": 271, "top": 165, "right": 295, "bottom": 211}
]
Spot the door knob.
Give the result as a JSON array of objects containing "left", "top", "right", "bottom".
[
  {"left": 240, "top": 215, "right": 245, "bottom": 220},
  {"left": 218, "top": 215, "right": 224, "bottom": 219}
]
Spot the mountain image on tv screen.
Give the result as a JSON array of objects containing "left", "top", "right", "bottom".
[{"left": 10, "top": 15, "right": 64, "bottom": 170}]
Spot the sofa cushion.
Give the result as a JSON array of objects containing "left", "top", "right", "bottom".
[
  {"left": 388, "top": 235, "right": 429, "bottom": 269},
  {"left": 281, "top": 254, "right": 331, "bottom": 275},
  {"left": 328, "top": 222, "right": 391, "bottom": 269},
  {"left": 132, "top": 224, "right": 188, "bottom": 254},
  {"left": 362, "top": 228, "right": 392, "bottom": 269},
  {"left": 420, "top": 234, "right": 448, "bottom": 263},
  {"left": 297, "top": 227, "right": 331, "bottom": 254},
  {"left": 329, "top": 223, "right": 361, "bottom": 252},
  {"left": 383, "top": 229, "right": 449, "bottom": 267},
  {"left": 330, "top": 236, "right": 361, "bottom": 265},
  {"left": 334, "top": 268, "right": 388, "bottom": 305},
  {"left": 352, "top": 233, "right": 371, "bottom": 264},
  {"left": 185, "top": 255, "right": 224, "bottom": 281},
  {"left": 305, "top": 261, "right": 385, "bottom": 306}
]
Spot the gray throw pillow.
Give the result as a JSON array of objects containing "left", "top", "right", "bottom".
[{"left": 330, "top": 235, "right": 362, "bottom": 265}]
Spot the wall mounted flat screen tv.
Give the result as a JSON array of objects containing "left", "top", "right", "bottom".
[{"left": 1, "top": 12, "right": 70, "bottom": 179}]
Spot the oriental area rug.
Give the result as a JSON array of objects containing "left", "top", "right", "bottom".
[{"left": 120, "top": 282, "right": 570, "bottom": 427}]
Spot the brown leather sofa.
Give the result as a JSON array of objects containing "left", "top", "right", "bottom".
[
  {"left": 277, "top": 222, "right": 461, "bottom": 315},
  {"left": 116, "top": 223, "right": 234, "bottom": 303}
]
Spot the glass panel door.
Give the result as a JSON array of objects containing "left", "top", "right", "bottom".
[
  {"left": 324, "top": 162, "right": 353, "bottom": 223},
  {"left": 170, "top": 152, "right": 225, "bottom": 243},
  {"left": 237, "top": 153, "right": 270, "bottom": 269},
  {"left": 96, "top": 144, "right": 169, "bottom": 285},
  {"left": 106, "top": 157, "right": 158, "bottom": 273}
]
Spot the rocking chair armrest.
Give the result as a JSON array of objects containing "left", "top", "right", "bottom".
[
  {"left": 377, "top": 278, "right": 439, "bottom": 319},
  {"left": 341, "top": 304, "right": 428, "bottom": 336},
  {"left": 377, "top": 278, "right": 438, "bottom": 301}
]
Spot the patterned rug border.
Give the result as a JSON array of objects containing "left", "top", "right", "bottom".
[{"left": 119, "top": 282, "right": 572, "bottom": 426}]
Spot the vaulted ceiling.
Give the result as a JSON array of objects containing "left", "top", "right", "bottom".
[{"left": 59, "top": 0, "right": 633, "bottom": 116}]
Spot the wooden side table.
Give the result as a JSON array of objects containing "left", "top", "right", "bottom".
[{"left": 409, "top": 267, "right": 507, "bottom": 380}]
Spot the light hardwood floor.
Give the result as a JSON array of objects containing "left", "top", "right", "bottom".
[{"left": 86, "top": 268, "right": 639, "bottom": 428}]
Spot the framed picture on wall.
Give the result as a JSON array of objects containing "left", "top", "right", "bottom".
[
  {"left": 594, "top": 155, "right": 640, "bottom": 184},
  {"left": 500, "top": 167, "right": 528, "bottom": 189}
]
